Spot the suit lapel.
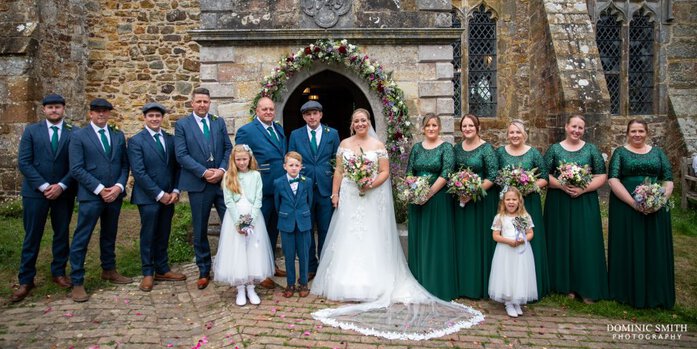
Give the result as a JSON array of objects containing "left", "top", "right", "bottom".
[
  {"left": 55, "top": 125, "right": 70, "bottom": 159},
  {"left": 188, "top": 115, "right": 210, "bottom": 156},
  {"left": 108, "top": 128, "right": 118, "bottom": 160},
  {"left": 163, "top": 131, "right": 175, "bottom": 164},
  {"left": 284, "top": 179, "right": 297, "bottom": 203},
  {"left": 315, "top": 125, "right": 328, "bottom": 160},
  {"left": 143, "top": 130, "right": 167, "bottom": 163},
  {"left": 86, "top": 127, "right": 109, "bottom": 161},
  {"left": 37, "top": 122, "right": 53, "bottom": 158}
]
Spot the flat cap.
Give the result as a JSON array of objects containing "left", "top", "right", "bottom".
[
  {"left": 142, "top": 102, "right": 166, "bottom": 115},
  {"left": 89, "top": 98, "right": 113, "bottom": 110},
  {"left": 42, "top": 93, "right": 65, "bottom": 106},
  {"left": 300, "top": 100, "right": 322, "bottom": 114}
]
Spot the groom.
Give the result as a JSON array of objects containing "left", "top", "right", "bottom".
[{"left": 288, "top": 101, "right": 340, "bottom": 279}]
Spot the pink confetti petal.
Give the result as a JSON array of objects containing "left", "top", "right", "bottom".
[
  {"left": 136, "top": 312, "right": 142, "bottom": 316},
  {"left": 279, "top": 314, "right": 285, "bottom": 318},
  {"left": 302, "top": 331, "right": 311, "bottom": 336},
  {"left": 167, "top": 344, "right": 173, "bottom": 348},
  {"left": 315, "top": 325, "right": 323, "bottom": 330},
  {"left": 288, "top": 324, "right": 295, "bottom": 329},
  {"left": 124, "top": 299, "right": 129, "bottom": 304},
  {"left": 63, "top": 312, "right": 73, "bottom": 318},
  {"left": 43, "top": 307, "right": 52, "bottom": 314}
]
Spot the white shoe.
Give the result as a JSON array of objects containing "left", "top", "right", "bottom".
[
  {"left": 236, "top": 286, "right": 247, "bottom": 306},
  {"left": 246, "top": 285, "right": 261, "bottom": 305},
  {"left": 505, "top": 303, "right": 518, "bottom": 318},
  {"left": 513, "top": 303, "right": 523, "bottom": 315}
]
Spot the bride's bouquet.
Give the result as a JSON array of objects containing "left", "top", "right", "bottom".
[
  {"left": 236, "top": 213, "right": 254, "bottom": 236},
  {"left": 495, "top": 165, "right": 540, "bottom": 196},
  {"left": 556, "top": 161, "right": 593, "bottom": 189},
  {"left": 447, "top": 168, "right": 487, "bottom": 207},
  {"left": 343, "top": 148, "right": 377, "bottom": 196},
  {"left": 396, "top": 175, "right": 431, "bottom": 204},
  {"left": 633, "top": 178, "right": 673, "bottom": 212}
]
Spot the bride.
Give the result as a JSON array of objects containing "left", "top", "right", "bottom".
[{"left": 310, "top": 109, "right": 484, "bottom": 340}]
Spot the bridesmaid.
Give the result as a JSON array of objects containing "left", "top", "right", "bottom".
[
  {"left": 495, "top": 119, "right": 550, "bottom": 298},
  {"left": 544, "top": 115, "right": 608, "bottom": 303},
  {"left": 406, "top": 113, "right": 457, "bottom": 301},
  {"left": 453, "top": 114, "right": 499, "bottom": 299},
  {"left": 608, "top": 119, "right": 674, "bottom": 309}
]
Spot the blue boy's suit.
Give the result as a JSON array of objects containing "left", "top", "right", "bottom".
[
  {"left": 17, "top": 121, "right": 76, "bottom": 285},
  {"left": 128, "top": 128, "right": 180, "bottom": 276},
  {"left": 68, "top": 124, "right": 129, "bottom": 286},
  {"left": 235, "top": 118, "right": 287, "bottom": 257},
  {"left": 288, "top": 124, "right": 339, "bottom": 272},
  {"left": 274, "top": 175, "right": 313, "bottom": 285},
  {"left": 174, "top": 113, "right": 232, "bottom": 277}
]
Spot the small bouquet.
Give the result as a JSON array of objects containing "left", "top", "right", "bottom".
[
  {"left": 632, "top": 178, "right": 673, "bottom": 213},
  {"left": 495, "top": 165, "right": 541, "bottom": 196},
  {"left": 512, "top": 216, "right": 530, "bottom": 254},
  {"left": 236, "top": 213, "right": 254, "bottom": 236},
  {"left": 343, "top": 148, "right": 377, "bottom": 196},
  {"left": 447, "top": 168, "right": 487, "bottom": 207},
  {"left": 557, "top": 161, "right": 593, "bottom": 189},
  {"left": 396, "top": 175, "right": 431, "bottom": 204}
]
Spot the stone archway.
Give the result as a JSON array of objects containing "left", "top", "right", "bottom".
[{"left": 278, "top": 66, "right": 378, "bottom": 140}]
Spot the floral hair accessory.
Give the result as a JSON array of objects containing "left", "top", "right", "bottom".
[
  {"left": 499, "top": 185, "right": 509, "bottom": 200},
  {"left": 240, "top": 144, "right": 253, "bottom": 155}
]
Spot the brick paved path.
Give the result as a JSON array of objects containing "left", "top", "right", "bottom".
[{"left": 1, "top": 263, "right": 694, "bottom": 349}]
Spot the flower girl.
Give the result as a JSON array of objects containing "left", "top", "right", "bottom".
[
  {"left": 213, "top": 144, "right": 275, "bottom": 306},
  {"left": 488, "top": 186, "right": 537, "bottom": 317}
]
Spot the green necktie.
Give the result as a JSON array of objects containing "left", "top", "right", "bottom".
[
  {"left": 201, "top": 118, "right": 210, "bottom": 139},
  {"left": 310, "top": 129, "right": 318, "bottom": 155},
  {"left": 267, "top": 126, "right": 279, "bottom": 144},
  {"left": 154, "top": 133, "right": 166, "bottom": 157},
  {"left": 98, "top": 129, "right": 111, "bottom": 155},
  {"left": 50, "top": 126, "right": 59, "bottom": 153}
]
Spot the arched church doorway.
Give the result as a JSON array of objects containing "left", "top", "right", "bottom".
[{"left": 282, "top": 70, "right": 374, "bottom": 140}]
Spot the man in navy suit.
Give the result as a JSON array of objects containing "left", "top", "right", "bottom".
[
  {"left": 235, "top": 96, "right": 287, "bottom": 288},
  {"left": 69, "top": 98, "right": 131, "bottom": 302},
  {"left": 129, "top": 103, "right": 187, "bottom": 292},
  {"left": 288, "top": 101, "right": 340, "bottom": 279},
  {"left": 174, "top": 87, "right": 232, "bottom": 290},
  {"left": 12, "top": 93, "right": 76, "bottom": 302}
]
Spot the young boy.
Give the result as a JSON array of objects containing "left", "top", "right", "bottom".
[{"left": 273, "top": 151, "right": 313, "bottom": 297}]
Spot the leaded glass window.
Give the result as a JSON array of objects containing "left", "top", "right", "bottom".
[
  {"left": 468, "top": 5, "right": 497, "bottom": 117},
  {"left": 452, "top": 12, "right": 462, "bottom": 118},
  {"left": 596, "top": 12, "right": 621, "bottom": 115},
  {"left": 629, "top": 12, "right": 654, "bottom": 115}
]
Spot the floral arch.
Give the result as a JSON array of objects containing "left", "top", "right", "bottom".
[{"left": 249, "top": 39, "right": 414, "bottom": 179}]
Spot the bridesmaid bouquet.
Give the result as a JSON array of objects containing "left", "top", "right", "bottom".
[
  {"left": 396, "top": 175, "right": 431, "bottom": 204},
  {"left": 236, "top": 213, "right": 254, "bottom": 236},
  {"left": 556, "top": 161, "right": 593, "bottom": 189},
  {"left": 632, "top": 179, "right": 673, "bottom": 212},
  {"left": 495, "top": 165, "right": 541, "bottom": 196},
  {"left": 343, "top": 149, "right": 377, "bottom": 196},
  {"left": 447, "top": 169, "right": 487, "bottom": 207}
]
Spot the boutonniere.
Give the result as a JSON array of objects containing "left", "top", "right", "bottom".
[
  {"left": 324, "top": 126, "right": 329, "bottom": 134},
  {"left": 274, "top": 120, "right": 281, "bottom": 125},
  {"left": 64, "top": 123, "right": 73, "bottom": 130},
  {"left": 300, "top": 176, "right": 307, "bottom": 182},
  {"left": 108, "top": 123, "right": 121, "bottom": 133},
  {"left": 210, "top": 114, "right": 219, "bottom": 121}
]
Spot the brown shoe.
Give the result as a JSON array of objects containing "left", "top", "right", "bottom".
[
  {"left": 283, "top": 285, "right": 296, "bottom": 298},
  {"left": 139, "top": 276, "right": 154, "bottom": 292},
  {"left": 308, "top": 272, "right": 316, "bottom": 281},
  {"left": 52, "top": 276, "right": 72, "bottom": 288},
  {"left": 259, "top": 277, "right": 275, "bottom": 289},
  {"left": 71, "top": 285, "right": 89, "bottom": 302},
  {"left": 154, "top": 271, "right": 187, "bottom": 281},
  {"left": 274, "top": 269, "right": 287, "bottom": 277},
  {"left": 101, "top": 270, "right": 133, "bottom": 284},
  {"left": 10, "top": 283, "right": 34, "bottom": 302},
  {"left": 196, "top": 275, "right": 210, "bottom": 290},
  {"left": 298, "top": 285, "right": 310, "bottom": 298}
]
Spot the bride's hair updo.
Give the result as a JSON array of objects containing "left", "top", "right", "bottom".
[{"left": 350, "top": 108, "right": 372, "bottom": 136}]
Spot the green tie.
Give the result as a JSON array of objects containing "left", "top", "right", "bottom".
[
  {"left": 154, "top": 133, "right": 166, "bottom": 157},
  {"left": 50, "top": 126, "right": 59, "bottom": 153},
  {"left": 310, "top": 129, "right": 318, "bottom": 155},
  {"left": 267, "top": 126, "right": 279, "bottom": 144},
  {"left": 201, "top": 118, "right": 210, "bottom": 139},
  {"left": 98, "top": 129, "right": 111, "bottom": 155}
]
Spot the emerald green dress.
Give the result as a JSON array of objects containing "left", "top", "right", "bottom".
[
  {"left": 543, "top": 142, "right": 608, "bottom": 301},
  {"left": 496, "top": 146, "right": 550, "bottom": 298},
  {"left": 608, "top": 146, "right": 674, "bottom": 309},
  {"left": 453, "top": 142, "right": 499, "bottom": 299},
  {"left": 407, "top": 142, "right": 457, "bottom": 301}
]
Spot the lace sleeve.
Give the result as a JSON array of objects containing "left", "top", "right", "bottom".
[
  {"left": 482, "top": 143, "right": 499, "bottom": 182},
  {"left": 406, "top": 144, "right": 417, "bottom": 175},
  {"left": 608, "top": 147, "right": 622, "bottom": 179},
  {"left": 491, "top": 214, "right": 502, "bottom": 231},
  {"left": 526, "top": 213, "right": 535, "bottom": 228},
  {"left": 532, "top": 148, "right": 548, "bottom": 179},
  {"left": 439, "top": 143, "right": 455, "bottom": 179},
  {"left": 657, "top": 148, "right": 673, "bottom": 182},
  {"left": 589, "top": 143, "right": 607, "bottom": 175},
  {"left": 543, "top": 144, "right": 558, "bottom": 177}
]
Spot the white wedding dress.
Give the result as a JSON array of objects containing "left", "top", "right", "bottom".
[{"left": 311, "top": 148, "right": 484, "bottom": 340}]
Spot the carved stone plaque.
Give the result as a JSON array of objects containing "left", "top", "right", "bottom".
[{"left": 301, "top": 0, "right": 352, "bottom": 28}]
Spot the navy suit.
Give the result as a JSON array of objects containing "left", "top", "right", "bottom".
[
  {"left": 288, "top": 124, "right": 339, "bottom": 272},
  {"left": 174, "top": 113, "right": 232, "bottom": 277},
  {"left": 68, "top": 124, "right": 129, "bottom": 286},
  {"left": 274, "top": 175, "right": 313, "bottom": 286},
  {"left": 17, "top": 121, "right": 76, "bottom": 285},
  {"left": 128, "top": 128, "right": 180, "bottom": 276},
  {"left": 235, "top": 118, "right": 286, "bottom": 258}
]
